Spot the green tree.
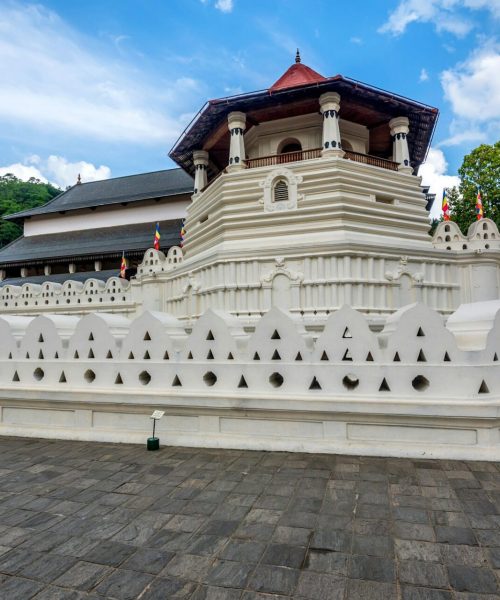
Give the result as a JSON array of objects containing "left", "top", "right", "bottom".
[
  {"left": 447, "top": 142, "right": 500, "bottom": 234},
  {"left": 0, "top": 174, "right": 61, "bottom": 247}
]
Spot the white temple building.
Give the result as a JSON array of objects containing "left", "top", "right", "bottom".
[{"left": 0, "top": 54, "right": 498, "bottom": 460}]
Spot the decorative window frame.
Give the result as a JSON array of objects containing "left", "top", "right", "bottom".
[{"left": 260, "top": 168, "right": 303, "bottom": 213}]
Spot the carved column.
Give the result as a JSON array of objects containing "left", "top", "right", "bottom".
[
  {"left": 319, "top": 92, "right": 344, "bottom": 157},
  {"left": 227, "top": 111, "right": 246, "bottom": 171},
  {"left": 389, "top": 117, "right": 412, "bottom": 173},
  {"left": 44, "top": 265, "right": 51, "bottom": 276},
  {"left": 94, "top": 260, "right": 102, "bottom": 272},
  {"left": 193, "top": 150, "right": 209, "bottom": 194},
  {"left": 68, "top": 263, "right": 76, "bottom": 274}
]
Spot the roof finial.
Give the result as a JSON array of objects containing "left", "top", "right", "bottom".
[
  {"left": 76, "top": 173, "right": 82, "bottom": 185},
  {"left": 295, "top": 48, "right": 301, "bottom": 63}
]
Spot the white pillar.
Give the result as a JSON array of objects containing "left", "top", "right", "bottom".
[
  {"left": 69, "top": 263, "right": 76, "bottom": 274},
  {"left": 193, "top": 150, "right": 209, "bottom": 194},
  {"left": 20, "top": 267, "right": 28, "bottom": 277},
  {"left": 389, "top": 117, "right": 412, "bottom": 173},
  {"left": 319, "top": 92, "right": 344, "bottom": 157},
  {"left": 0, "top": 269, "right": 5, "bottom": 281},
  {"left": 94, "top": 260, "right": 102, "bottom": 272},
  {"left": 227, "top": 111, "right": 246, "bottom": 171},
  {"left": 44, "top": 265, "right": 51, "bottom": 276}
]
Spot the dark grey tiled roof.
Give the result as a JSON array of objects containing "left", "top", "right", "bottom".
[
  {"left": 5, "top": 168, "right": 193, "bottom": 220},
  {"left": 0, "top": 270, "right": 119, "bottom": 288},
  {"left": 0, "top": 219, "right": 182, "bottom": 266}
]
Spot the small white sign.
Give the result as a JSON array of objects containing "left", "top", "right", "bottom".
[{"left": 150, "top": 410, "right": 165, "bottom": 420}]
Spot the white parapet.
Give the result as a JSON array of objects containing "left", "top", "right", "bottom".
[{"left": 0, "top": 302, "right": 498, "bottom": 460}]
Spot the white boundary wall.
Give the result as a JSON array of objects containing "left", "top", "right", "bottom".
[{"left": 0, "top": 302, "right": 498, "bottom": 460}]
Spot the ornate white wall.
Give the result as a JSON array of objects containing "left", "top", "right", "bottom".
[{"left": 0, "top": 302, "right": 498, "bottom": 459}]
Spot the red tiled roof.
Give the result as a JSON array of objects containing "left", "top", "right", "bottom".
[{"left": 269, "top": 62, "right": 326, "bottom": 92}]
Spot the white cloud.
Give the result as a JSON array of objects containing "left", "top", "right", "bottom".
[
  {"left": 379, "top": 0, "right": 500, "bottom": 36},
  {"left": 0, "top": 156, "right": 111, "bottom": 189},
  {"left": 0, "top": 3, "right": 200, "bottom": 145},
  {"left": 350, "top": 36, "right": 363, "bottom": 45},
  {"left": 418, "top": 148, "right": 460, "bottom": 219},
  {"left": 419, "top": 68, "right": 429, "bottom": 82},
  {"left": 215, "top": 0, "right": 234, "bottom": 12},
  {"left": 439, "top": 42, "right": 500, "bottom": 146}
]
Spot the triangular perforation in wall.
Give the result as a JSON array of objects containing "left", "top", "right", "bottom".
[
  {"left": 321, "top": 351, "right": 329, "bottom": 361},
  {"left": 12, "top": 371, "right": 20, "bottom": 382},
  {"left": 227, "top": 352, "right": 234, "bottom": 360},
  {"left": 271, "top": 329, "right": 281, "bottom": 340},
  {"left": 163, "top": 351, "right": 170, "bottom": 360},
  {"left": 443, "top": 351, "right": 451, "bottom": 362},
  {"left": 38, "top": 334, "right": 44, "bottom": 343},
  {"left": 478, "top": 380, "right": 490, "bottom": 394},
  {"left": 342, "top": 327, "right": 352, "bottom": 339},
  {"left": 106, "top": 350, "right": 113, "bottom": 359},
  {"left": 8, "top": 352, "right": 12, "bottom": 359},
  {"left": 379, "top": 378, "right": 391, "bottom": 392},
  {"left": 253, "top": 352, "right": 260, "bottom": 361},
  {"left": 115, "top": 373, "right": 124, "bottom": 384},
  {"left": 207, "top": 349, "right": 214, "bottom": 360},
  {"left": 417, "top": 349, "right": 427, "bottom": 362},
  {"left": 206, "top": 330, "right": 214, "bottom": 341},
  {"left": 88, "top": 348, "right": 95, "bottom": 359},
  {"left": 143, "top": 350, "right": 151, "bottom": 360},
  {"left": 88, "top": 333, "right": 94, "bottom": 341},
  {"left": 238, "top": 375, "right": 248, "bottom": 388},
  {"left": 272, "top": 349, "right": 281, "bottom": 360},
  {"left": 393, "top": 352, "right": 400, "bottom": 362},
  {"left": 73, "top": 351, "right": 79, "bottom": 359},
  {"left": 144, "top": 331, "right": 151, "bottom": 341},
  {"left": 295, "top": 352, "right": 302, "bottom": 361},
  {"left": 417, "top": 327, "right": 425, "bottom": 337},
  {"left": 188, "top": 351, "right": 193, "bottom": 359},
  {"left": 494, "top": 353, "right": 498, "bottom": 362},
  {"left": 59, "top": 372, "right": 67, "bottom": 383},
  {"left": 172, "top": 375, "right": 182, "bottom": 387},
  {"left": 342, "top": 349, "right": 353, "bottom": 362},
  {"left": 25, "top": 352, "right": 30, "bottom": 359},
  {"left": 54, "top": 352, "right": 59, "bottom": 359},
  {"left": 38, "top": 350, "right": 44, "bottom": 360},
  {"left": 366, "top": 351, "right": 374, "bottom": 362},
  {"left": 128, "top": 351, "right": 134, "bottom": 360},
  {"left": 309, "top": 376, "right": 322, "bottom": 390}
]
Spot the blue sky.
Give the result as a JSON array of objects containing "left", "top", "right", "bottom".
[{"left": 0, "top": 0, "right": 498, "bottom": 212}]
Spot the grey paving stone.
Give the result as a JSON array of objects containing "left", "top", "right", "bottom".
[
  {"left": 95, "top": 568, "right": 154, "bottom": 599},
  {"left": 160, "top": 553, "right": 213, "bottom": 582},
  {"left": 346, "top": 578, "right": 397, "bottom": 599},
  {"left": 352, "top": 534, "right": 393, "bottom": 556},
  {"left": 204, "top": 559, "right": 253, "bottom": 588},
  {"left": 394, "top": 521, "right": 436, "bottom": 542},
  {"left": 220, "top": 539, "right": 266, "bottom": 563},
  {"left": 33, "top": 586, "right": 100, "bottom": 599},
  {"left": 395, "top": 539, "right": 441, "bottom": 562},
  {"left": 248, "top": 564, "right": 300, "bottom": 595},
  {"left": 82, "top": 539, "right": 135, "bottom": 566},
  {"left": 393, "top": 507, "right": 430, "bottom": 523},
  {"left": 261, "top": 543, "right": 306, "bottom": 569},
  {"left": 52, "top": 560, "right": 112, "bottom": 591},
  {"left": 295, "top": 571, "right": 346, "bottom": 599},
  {"left": 304, "top": 549, "right": 349, "bottom": 575},
  {"left": 435, "top": 526, "right": 477, "bottom": 545},
  {"left": 121, "top": 547, "right": 175, "bottom": 574},
  {"left": 349, "top": 555, "right": 395, "bottom": 582},
  {"left": 398, "top": 559, "right": 449, "bottom": 588},
  {"left": 439, "top": 544, "right": 488, "bottom": 566},
  {"left": 272, "top": 525, "right": 311, "bottom": 545},
  {"left": 0, "top": 547, "right": 42, "bottom": 574},
  {"left": 53, "top": 536, "right": 100, "bottom": 558},
  {"left": 311, "top": 530, "right": 351, "bottom": 552},
  {"left": 0, "top": 575, "right": 45, "bottom": 599},
  {"left": 487, "top": 546, "right": 500, "bottom": 568},
  {"left": 191, "top": 585, "right": 243, "bottom": 600},
  {"left": 448, "top": 564, "right": 499, "bottom": 594},
  {"left": 401, "top": 585, "right": 454, "bottom": 599},
  {"left": 19, "top": 553, "right": 77, "bottom": 583}
]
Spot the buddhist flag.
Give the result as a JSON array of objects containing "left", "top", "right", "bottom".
[
  {"left": 476, "top": 190, "right": 483, "bottom": 220},
  {"left": 119, "top": 252, "right": 127, "bottom": 278},
  {"left": 154, "top": 222, "right": 161, "bottom": 250},
  {"left": 442, "top": 188, "right": 450, "bottom": 221},
  {"left": 180, "top": 220, "right": 186, "bottom": 248}
]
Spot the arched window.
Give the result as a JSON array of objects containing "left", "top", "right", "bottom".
[
  {"left": 274, "top": 180, "right": 289, "bottom": 202},
  {"left": 278, "top": 138, "right": 302, "bottom": 154}
]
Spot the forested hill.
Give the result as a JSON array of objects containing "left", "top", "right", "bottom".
[{"left": 0, "top": 174, "right": 61, "bottom": 248}]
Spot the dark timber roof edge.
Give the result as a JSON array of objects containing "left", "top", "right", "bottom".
[{"left": 4, "top": 167, "right": 193, "bottom": 221}]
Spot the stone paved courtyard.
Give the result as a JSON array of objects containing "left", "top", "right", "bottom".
[{"left": 0, "top": 438, "right": 499, "bottom": 599}]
